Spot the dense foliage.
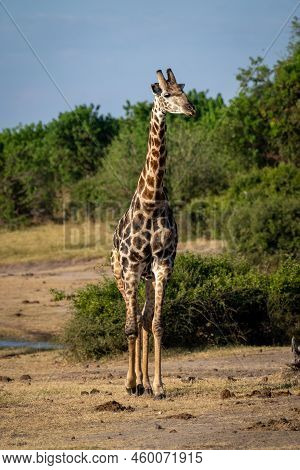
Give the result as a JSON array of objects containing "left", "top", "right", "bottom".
[
  {"left": 1, "top": 23, "right": 299, "bottom": 261},
  {"left": 63, "top": 253, "right": 300, "bottom": 359},
  {"left": 0, "top": 105, "right": 118, "bottom": 226}
]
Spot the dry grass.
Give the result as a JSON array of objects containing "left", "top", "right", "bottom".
[
  {"left": 0, "top": 346, "right": 299, "bottom": 449},
  {"left": 0, "top": 221, "right": 225, "bottom": 266},
  {"left": 0, "top": 222, "right": 113, "bottom": 265}
]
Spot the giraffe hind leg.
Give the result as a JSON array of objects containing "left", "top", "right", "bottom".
[
  {"left": 111, "top": 249, "right": 126, "bottom": 301},
  {"left": 112, "top": 249, "right": 137, "bottom": 393}
]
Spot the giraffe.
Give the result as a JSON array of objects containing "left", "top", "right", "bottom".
[{"left": 111, "top": 68, "right": 195, "bottom": 399}]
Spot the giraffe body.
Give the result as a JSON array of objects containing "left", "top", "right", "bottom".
[{"left": 111, "top": 69, "right": 195, "bottom": 398}]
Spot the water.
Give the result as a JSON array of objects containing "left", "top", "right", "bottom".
[{"left": 0, "top": 339, "right": 63, "bottom": 350}]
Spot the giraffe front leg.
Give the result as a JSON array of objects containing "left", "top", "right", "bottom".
[
  {"left": 135, "top": 315, "right": 144, "bottom": 396},
  {"left": 152, "top": 269, "right": 169, "bottom": 399},
  {"left": 142, "top": 328, "right": 152, "bottom": 395},
  {"left": 141, "top": 278, "right": 155, "bottom": 395}
]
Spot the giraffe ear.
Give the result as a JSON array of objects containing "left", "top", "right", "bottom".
[
  {"left": 179, "top": 83, "right": 185, "bottom": 90},
  {"left": 151, "top": 83, "right": 162, "bottom": 95}
]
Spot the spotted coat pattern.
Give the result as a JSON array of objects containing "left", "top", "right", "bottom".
[{"left": 111, "top": 69, "right": 195, "bottom": 398}]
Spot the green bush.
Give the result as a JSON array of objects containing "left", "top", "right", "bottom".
[
  {"left": 64, "top": 281, "right": 127, "bottom": 359},
  {"left": 63, "top": 254, "right": 300, "bottom": 359},
  {"left": 224, "top": 164, "right": 300, "bottom": 260},
  {"left": 186, "top": 164, "right": 300, "bottom": 261},
  {"left": 268, "top": 259, "right": 300, "bottom": 341}
]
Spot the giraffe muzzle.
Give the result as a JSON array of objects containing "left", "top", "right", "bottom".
[{"left": 184, "top": 104, "right": 196, "bottom": 117}]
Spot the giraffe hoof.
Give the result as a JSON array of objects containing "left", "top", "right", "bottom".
[
  {"left": 144, "top": 386, "right": 153, "bottom": 396},
  {"left": 135, "top": 384, "right": 145, "bottom": 396},
  {"left": 126, "top": 386, "right": 136, "bottom": 395},
  {"left": 153, "top": 392, "right": 166, "bottom": 400}
]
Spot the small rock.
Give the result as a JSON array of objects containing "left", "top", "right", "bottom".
[
  {"left": 90, "top": 388, "right": 100, "bottom": 395},
  {"left": 81, "top": 391, "right": 89, "bottom": 396},
  {"left": 227, "top": 376, "right": 237, "bottom": 382},
  {"left": 248, "top": 388, "right": 272, "bottom": 398},
  {"left": 274, "top": 390, "right": 292, "bottom": 396},
  {"left": 20, "top": 374, "right": 31, "bottom": 381},
  {"left": 95, "top": 400, "right": 134, "bottom": 412},
  {"left": 71, "top": 436, "right": 75, "bottom": 440},
  {"left": 155, "top": 424, "right": 164, "bottom": 430},
  {"left": 169, "top": 429, "right": 177, "bottom": 433},
  {"left": 220, "top": 389, "right": 234, "bottom": 399},
  {"left": 0, "top": 376, "right": 13, "bottom": 382},
  {"left": 14, "top": 312, "right": 24, "bottom": 317},
  {"left": 181, "top": 376, "right": 196, "bottom": 383},
  {"left": 167, "top": 413, "right": 195, "bottom": 420}
]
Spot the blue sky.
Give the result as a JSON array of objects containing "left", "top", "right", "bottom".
[{"left": 0, "top": 0, "right": 298, "bottom": 128}]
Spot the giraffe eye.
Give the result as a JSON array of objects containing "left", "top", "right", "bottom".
[{"left": 164, "top": 93, "right": 171, "bottom": 98}]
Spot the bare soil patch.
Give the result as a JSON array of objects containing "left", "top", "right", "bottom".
[
  {"left": 0, "top": 258, "right": 109, "bottom": 341},
  {"left": 0, "top": 346, "right": 299, "bottom": 449}
]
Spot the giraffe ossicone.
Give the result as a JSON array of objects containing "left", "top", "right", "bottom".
[{"left": 111, "top": 68, "right": 196, "bottom": 398}]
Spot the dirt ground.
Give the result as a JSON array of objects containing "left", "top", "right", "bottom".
[
  {"left": 0, "top": 346, "right": 299, "bottom": 449},
  {"left": 0, "top": 256, "right": 299, "bottom": 450},
  {"left": 0, "top": 258, "right": 110, "bottom": 341}
]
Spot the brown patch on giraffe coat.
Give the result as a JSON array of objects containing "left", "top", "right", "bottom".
[
  {"left": 146, "top": 175, "right": 155, "bottom": 187},
  {"left": 133, "top": 235, "right": 144, "bottom": 251},
  {"left": 120, "top": 242, "right": 128, "bottom": 254},
  {"left": 151, "top": 148, "right": 159, "bottom": 158},
  {"left": 132, "top": 213, "right": 145, "bottom": 232},
  {"left": 142, "top": 187, "right": 154, "bottom": 200},
  {"left": 134, "top": 196, "right": 141, "bottom": 210},
  {"left": 121, "top": 256, "right": 129, "bottom": 270},
  {"left": 151, "top": 159, "right": 159, "bottom": 171},
  {"left": 129, "top": 250, "right": 143, "bottom": 262},
  {"left": 141, "top": 230, "right": 151, "bottom": 240},
  {"left": 138, "top": 177, "right": 145, "bottom": 192}
]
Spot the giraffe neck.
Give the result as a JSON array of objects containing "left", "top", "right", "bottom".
[{"left": 137, "top": 99, "right": 167, "bottom": 204}]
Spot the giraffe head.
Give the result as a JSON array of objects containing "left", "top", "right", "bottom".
[{"left": 151, "top": 68, "right": 196, "bottom": 117}]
